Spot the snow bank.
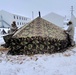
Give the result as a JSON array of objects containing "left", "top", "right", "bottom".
[{"left": 0, "top": 48, "right": 76, "bottom": 75}]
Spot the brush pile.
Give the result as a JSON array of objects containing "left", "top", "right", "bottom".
[{"left": 7, "top": 17, "right": 70, "bottom": 55}]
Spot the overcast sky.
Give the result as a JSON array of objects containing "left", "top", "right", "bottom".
[{"left": 0, "top": 0, "right": 76, "bottom": 19}]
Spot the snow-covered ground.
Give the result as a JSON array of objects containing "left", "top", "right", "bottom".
[
  {"left": 0, "top": 27, "right": 76, "bottom": 75},
  {"left": 0, "top": 36, "right": 5, "bottom": 45}
]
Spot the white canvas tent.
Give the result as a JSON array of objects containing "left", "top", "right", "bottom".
[
  {"left": 70, "top": 6, "right": 76, "bottom": 27},
  {"left": 64, "top": 6, "right": 76, "bottom": 27},
  {"left": 70, "top": 14, "right": 76, "bottom": 27},
  {"left": 42, "top": 12, "right": 64, "bottom": 28}
]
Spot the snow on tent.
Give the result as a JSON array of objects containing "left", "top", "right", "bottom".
[{"left": 7, "top": 17, "right": 70, "bottom": 55}]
